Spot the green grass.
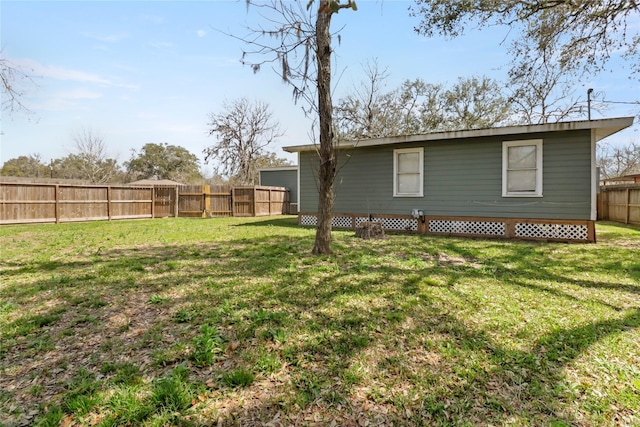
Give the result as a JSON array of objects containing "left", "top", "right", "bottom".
[{"left": 1, "top": 216, "right": 639, "bottom": 426}]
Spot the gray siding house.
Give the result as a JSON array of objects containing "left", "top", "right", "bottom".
[
  {"left": 258, "top": 166, "right": 298, "bottom": 213},
  {"left": 284, "top": 117, "right": 634, "bottom": 242}
]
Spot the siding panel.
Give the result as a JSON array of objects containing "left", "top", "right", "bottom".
[{"left": 299, "top": 130, "right": 593, "bottom": 220}]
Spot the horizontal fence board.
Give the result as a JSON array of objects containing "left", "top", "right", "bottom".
[{"left": 0, "top": 218, "right": 57, "bottom": 225}]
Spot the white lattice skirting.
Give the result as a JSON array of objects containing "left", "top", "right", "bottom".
[
  {"left": 515, "top": 223, "right": 589, "bottom": 240},
  {"left": 300, "top": 215, "right": 418, "bottom": 231},
  {"left": 299, "top": 214, "right": 593, "bottom": 242},
  {"left": 429, "top": 219, "right": 505, "bottom": 236},
  {"left": 429, "top": 219, "right": 590, "bottom": 241}
]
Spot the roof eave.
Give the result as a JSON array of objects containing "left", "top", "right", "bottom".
[{"left": 282, "top": 117, "right": 635, "bottom": 152}]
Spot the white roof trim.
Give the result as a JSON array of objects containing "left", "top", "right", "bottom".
[
  {"left": 257, "top": 166, "right": 298, "bottom": 172},
  {"left": 283, "top": 117, "right": 635, "bottom": 153}
]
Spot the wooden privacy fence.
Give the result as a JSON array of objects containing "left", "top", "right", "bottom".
[
  {"left": 0, "top": 183, "right": 154, "bottom": 224},
  {"left": 177, "top": 185, "right": 290, "bottom": 218},
  {"left": 598, "top": 184, "right": 640, "bottom": 226},
  {"left": 0, "top": 182, "right": 290, "bottom": 225},
  {"left": 232, "top": 186, "right": 290, "bottom": 217}
]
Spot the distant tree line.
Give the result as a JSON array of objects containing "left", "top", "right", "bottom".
[
  {"left": 1, "top": 131, "right": 205, "bottom": 184},
  {"left": 1, "top": 125, "right": 292, "bottom": 185}
]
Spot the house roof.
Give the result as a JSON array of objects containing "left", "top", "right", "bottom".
[{"left": 283, "top": 117, "right": 635, "bottom": 153}]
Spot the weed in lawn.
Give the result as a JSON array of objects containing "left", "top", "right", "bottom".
[
  {"left": 191, "top": 324, "right": 223, "bottom": 366},
  {"left": 34, "top": 405, "right": 63, "bottom": 427},
  {"left": 174, "top": 308, "right": 196, "bottom": 323},
  {"left": 221, "top": 368, "right": 255, "bottom": 388},
  {"left": 61, "top": 368, "right": 101, "bottom": 415},
  {"left": 101, "top": 361, "right": 143, "bottom": 386},
  {"left": 29, "top": 385, "right": 44, "bottom": 397},
  {"left": 0, "top": 300, "right": 18, "bottom": 316},
  {"left": 255, "top": 350, "right": 281, "bottom": 374},
  {"left": 103, "top": 385, "right": 153, "bottom": 425},
  {"left": 260, "top": 327, "right": 289, "bottom": 344},
  {"left": 148, "top": 294, "right": 170, "bottom": 304},
  {"left": 293, "top": 372, "right": 322, "bottom": 406},
  {"left": 151, "top": 365, "right": 196, "bottom": 412},
  {"left": 340, "top": 363, "right": 364, "bottom": 387},
  {"left": 165, "top": 260, "right": 179, "bottom": 271},
  {"left": 152, "top": 342, "right": 189, "bottom": 367}
]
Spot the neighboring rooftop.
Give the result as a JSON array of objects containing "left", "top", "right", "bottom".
[{"left": 127, "top": 179, "right": 184, "bottom": 186}]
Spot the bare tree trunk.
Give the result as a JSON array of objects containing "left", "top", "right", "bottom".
[{"left": 312, "top": 1, "right": 335, "bottom": 255}]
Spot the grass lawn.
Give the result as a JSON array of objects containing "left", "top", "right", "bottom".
[{"left": 0, "top": 216, "right": 639, "bottom": 426}]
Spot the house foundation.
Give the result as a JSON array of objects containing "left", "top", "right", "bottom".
[{"left": 299, "top": 212, "right": 595, "bottom": 243}]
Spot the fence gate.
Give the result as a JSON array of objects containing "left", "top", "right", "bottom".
[{"left": 154, "top": 186, "right": 177, "bottom": 218}]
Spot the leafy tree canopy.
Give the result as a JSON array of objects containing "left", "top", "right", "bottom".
[
  {"left": 411, "top": 1, "right": 639, "bottom": 77},
  {"left": 125, "top": 143, "right": 202, "bottom": 183},
  {"left": 0, "top": 154, "right": 49, "bottom": 178}
]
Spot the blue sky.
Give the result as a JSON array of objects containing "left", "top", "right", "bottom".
[{"left": 1, "top": 0, "right": 638, "bottom": 173}]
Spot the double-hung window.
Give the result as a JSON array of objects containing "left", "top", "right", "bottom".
[
  {"left": 502, "top": 139, "right": 543, "bottom": 197},
  {"left": 393, "top": 147, "right": 423, "bottom": 197}
]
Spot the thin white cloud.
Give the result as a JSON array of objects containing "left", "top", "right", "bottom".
[
  {"left": 33, "top": 88, "right": 104, "bottom": 111},
  {"left": 59, "top": 88, "right": 103, "bottom": 100},
  {"left": 197, "top": 29, "right": 207, "bottom": 38},
  {"left": 149, "top": 41, "right": 174, "bottom": 50},
  {"left": 81, "top": 31, "right": 129, "bottom": 43},
  {"left": 14, "top": 58, "right": 139, "bottom": 90}
]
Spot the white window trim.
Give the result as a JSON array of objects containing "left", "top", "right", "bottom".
[
  {"left": 393, "top": 147, "right": 424, "bottom": 197},
  {"left": 502, "top": 139, "right": 543, "bottom": 197}
]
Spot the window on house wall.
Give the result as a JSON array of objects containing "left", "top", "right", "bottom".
[
  {"left": 502, "top": 139, "right": 543, "bottom": 197},
  {"left": 393, "top": 147, "right": 423, "bottom": 197}
]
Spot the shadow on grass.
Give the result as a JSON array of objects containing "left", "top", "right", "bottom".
[
  {"left": 231, "top": 215, "right": 301, "bottom": 229},
  {"left": 1, "top": 224, "right": 639, "bottom": 425}
]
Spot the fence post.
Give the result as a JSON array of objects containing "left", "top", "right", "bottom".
[
  {"left": 54, "top": 185, "right": 60, "bottom": 224},
  {"left": 269, "top": 188, "right": 273, "bottom": 215},
  {"left": 151, "top": 186, "right": 155, "bottom": 219},
  {"left": 174, "top": 186, "right": 179, "bottom": 217},
  {"left": 253, "top": 187, "right": 257, "bottom": 216},
  {"left": 232, "top": 187, "right": 237, "bottom": 217},
  {"left": 626, "top": 188, "right": 631, "bottom": 224},
  {"left": 203, "top": 184, "right": 211, "bottom": 216},
  {"left": 107, "top": 186, "right": 112, "bottom": 220}
]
